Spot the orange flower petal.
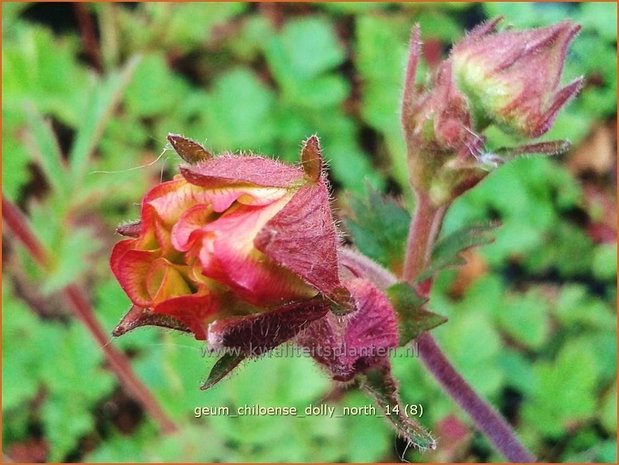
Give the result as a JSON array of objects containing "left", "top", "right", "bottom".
[
  {"left": 113, "top": 248, "right": 158, "bottom": 307},
  {"left": 146, "top": 258, "right": 192, "bottom": 305}
]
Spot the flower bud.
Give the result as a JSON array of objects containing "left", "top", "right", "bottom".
[
  {"left": 401, "top": 20, "right": 582, "bottom": 206},
  {"left": 111, "top": 135, "right": 349, "bottom": 341},
  {"left": 451, "top": 18, "right": 583, "bottom": 138},
  {"left": 296, "top": 278, "right": 399, "bottom": 382},
  {"left": 402, "top": 26, "right": 487, "bottom": 206}
]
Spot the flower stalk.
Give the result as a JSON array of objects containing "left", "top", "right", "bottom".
[
  {"left": 405, "top": 186, "right": 536, "bottom": 463},
  {"left": 396, "top": 17, "right": 585, "bottom": 460}
]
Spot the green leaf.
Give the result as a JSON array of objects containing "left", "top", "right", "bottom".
[
  {"left": 2, "top": 24, "right": 91, "bottom": 126},
  {"left": 320, "top": 3, "right": 388, "bottom": 14},
  {"left": 580, "top": 3, "right": 617, "bottom": 41},
  {"left": 497, "top": 290, "right": 550, "bottom": 350},
  {"left": 498, "top": 349, "right": 536, "bottom": 395},
  {"left": 345, "top": 188, "right": 410, "bottom": 270},
  {"left": 40, "top": 323, "right": 116, "bottom": 461},
  {"left": 42, "top": 227, "right": 101, "bottom": 294},
  {"left": 124, "top": 53, "right": 191, "bottom": 117},
  {"left": 163, "top": 3, "right": 247, "bottom": 50},
  {"left": 2, "top": 283, "right": 43, "bottom": 411},
  {"left": 24, "top": 106, "right": 69, "bottom": 198},
  {"left": 339, "top": 391, "right": 391, "bottom": 461},
  {"left": 523, "top": 338, "right": 599, "bottom": 437},
  {"left": 355, "top": 15, "right": 412, "bottom": 188},
  {"left": 201, "top": 68, "right": 277, "bottom": 152},
  {"left": 555, "top": 285, "right": 616, "bottom": 330},
  {"left": 200, "top": 353, "right": 244, "bottom": 391},
  {"left": 69, "top": 56, "right": 141, "bottom": 181},
  {"left": 267, "top": 17, "right": 346, "bottom": 81},
  {"left": 386, "top": 283, "right": 446, "bottom": 346},
  {"left": 437, "top": 311, "right": 503, "bottom": 397},
  {"left": 592, "top": 243, "right": 617, "bottom": 282},
  {"left": 2, "top": 2, "right": 29, "bottom": 30},
  {"left": 420, "top": 221, "right": 498, "bottom": 281},
  {"left": 416, "top": 10, "right": 462, "bottom": 41},
  {"left": 600, "top": 384, "right": 617, "bottom": 435},
  {"left": 1, "top": 132, "right": 31, "bottom": 201}
]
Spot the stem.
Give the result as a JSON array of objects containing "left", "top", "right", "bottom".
[
  {"left": 417, "top": 333, "right": 534, "bottom": 462},
  {"left": 402, "top": 190, "right": 447, "bottom": 284},
  {"left": 401, "top": 192, "right": 535, "bottom": 462},
  {"left": 2, "top": 197, "right": 177, "bottom": 434},
  {"left": 74, "top": 3, "right": 102, "bottom": 70}
]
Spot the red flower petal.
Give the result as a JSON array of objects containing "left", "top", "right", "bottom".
[
  {"left": 181, "top": 198, "right": 316, "bottom": 306},
  {"left": 111, "top": 241, "right": 157, "bottom": 307},
  {"left": 171, "top": 204, "right": 214, "bottom": 252},
  {"left": 209, "top": 241, "right": 316, "bottom": 306},
  {"left": 110, "top": 239, "right": 136, "bottom": 277},
  {"left": 142, "top": 177, "right": 215, "bottom": 227},
  {"left": 254, "top": 182, "right": 342, "bottom": 298},
  {"left": 153, "top": 293, "right": 220, "bottom": 340}
]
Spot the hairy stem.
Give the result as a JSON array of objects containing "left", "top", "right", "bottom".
[
  {"left": 417, "top": 333, "right": 535, "bottom": 461},
  {"left": 401, "top": 192, "right": 535, "bottom": 462},
  {"left": 402, "top": 190, "right": 447, "bottom": 284},
  {"left": 2, "top": 197, "right": 177, "bottom": 434}
]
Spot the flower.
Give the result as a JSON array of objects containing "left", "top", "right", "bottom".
[
  {"left": 401, "top": 26, "right": 487, "bottom": 206},
  {"left": 401, "top": 19, "right": 582, "bottom": 206},
  {"left": 451, "top": 18, "right": 583, "bottom": 138},
  {"left": 111, "top": 134, "right": 349, "bottom": 341}
]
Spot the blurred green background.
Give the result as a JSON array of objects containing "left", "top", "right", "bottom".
[{"left": 2, "top": 2, "right": 616, "bottom": 462}]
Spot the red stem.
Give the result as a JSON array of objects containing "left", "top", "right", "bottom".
[
  {"left": 417, "top": 333, "right": 535, "bottom": 462},
  {"left": 402, "top": 190, "right": 447, "bottom": 283},
  {"left": 74, "top": 3, "right": 102, "bottom": 70},
  {"left": 401, "top": 193, "right": 535, "bottom": 462},
  {"left": 2, "top": 197, "right": 177, "bottom": 434}
]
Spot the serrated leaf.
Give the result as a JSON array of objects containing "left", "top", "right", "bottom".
[
  {"left": 124, "top": 53, "right": 191, "bottom": 117},
  {"left": 201, "top": 68, "right": 277, "bottom": 152},
  {"left": 2, "top": 133, "right": 31, "bottom": 201},
  {"left": 69, "top": 55, "right": 140, "bottom": 181},
  {"left": 419, "top": 221, "right": 499, "bottom": 281},
  {"left": 346, "top": 188, "right": 410, "bottom": 271},
  {"left": 200, "top": 353, "right": 244, "bottom": 391},
  {"left": 2, "top": 283, "right": 45, "bottom": 411},
  {"left": 2, "top": 24, "right": 91, "bottom": 126},
  {"left": 163, "top": 3, "right": 247, "bottom": 50},
  {"left": 24, "top": 106, "right": 69, "bottom": 198},
  {"left": 39, "top": 323, "right": 115, "bottom": 460},
  {"left": 266, "top": 17, "right": 345, "bottom": 81},
  {"left": 386, "top": 282, "right": 446, "bottom": 346},
  {"left": 523, "top": 338, "right": 599, "bottom": 437}
]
